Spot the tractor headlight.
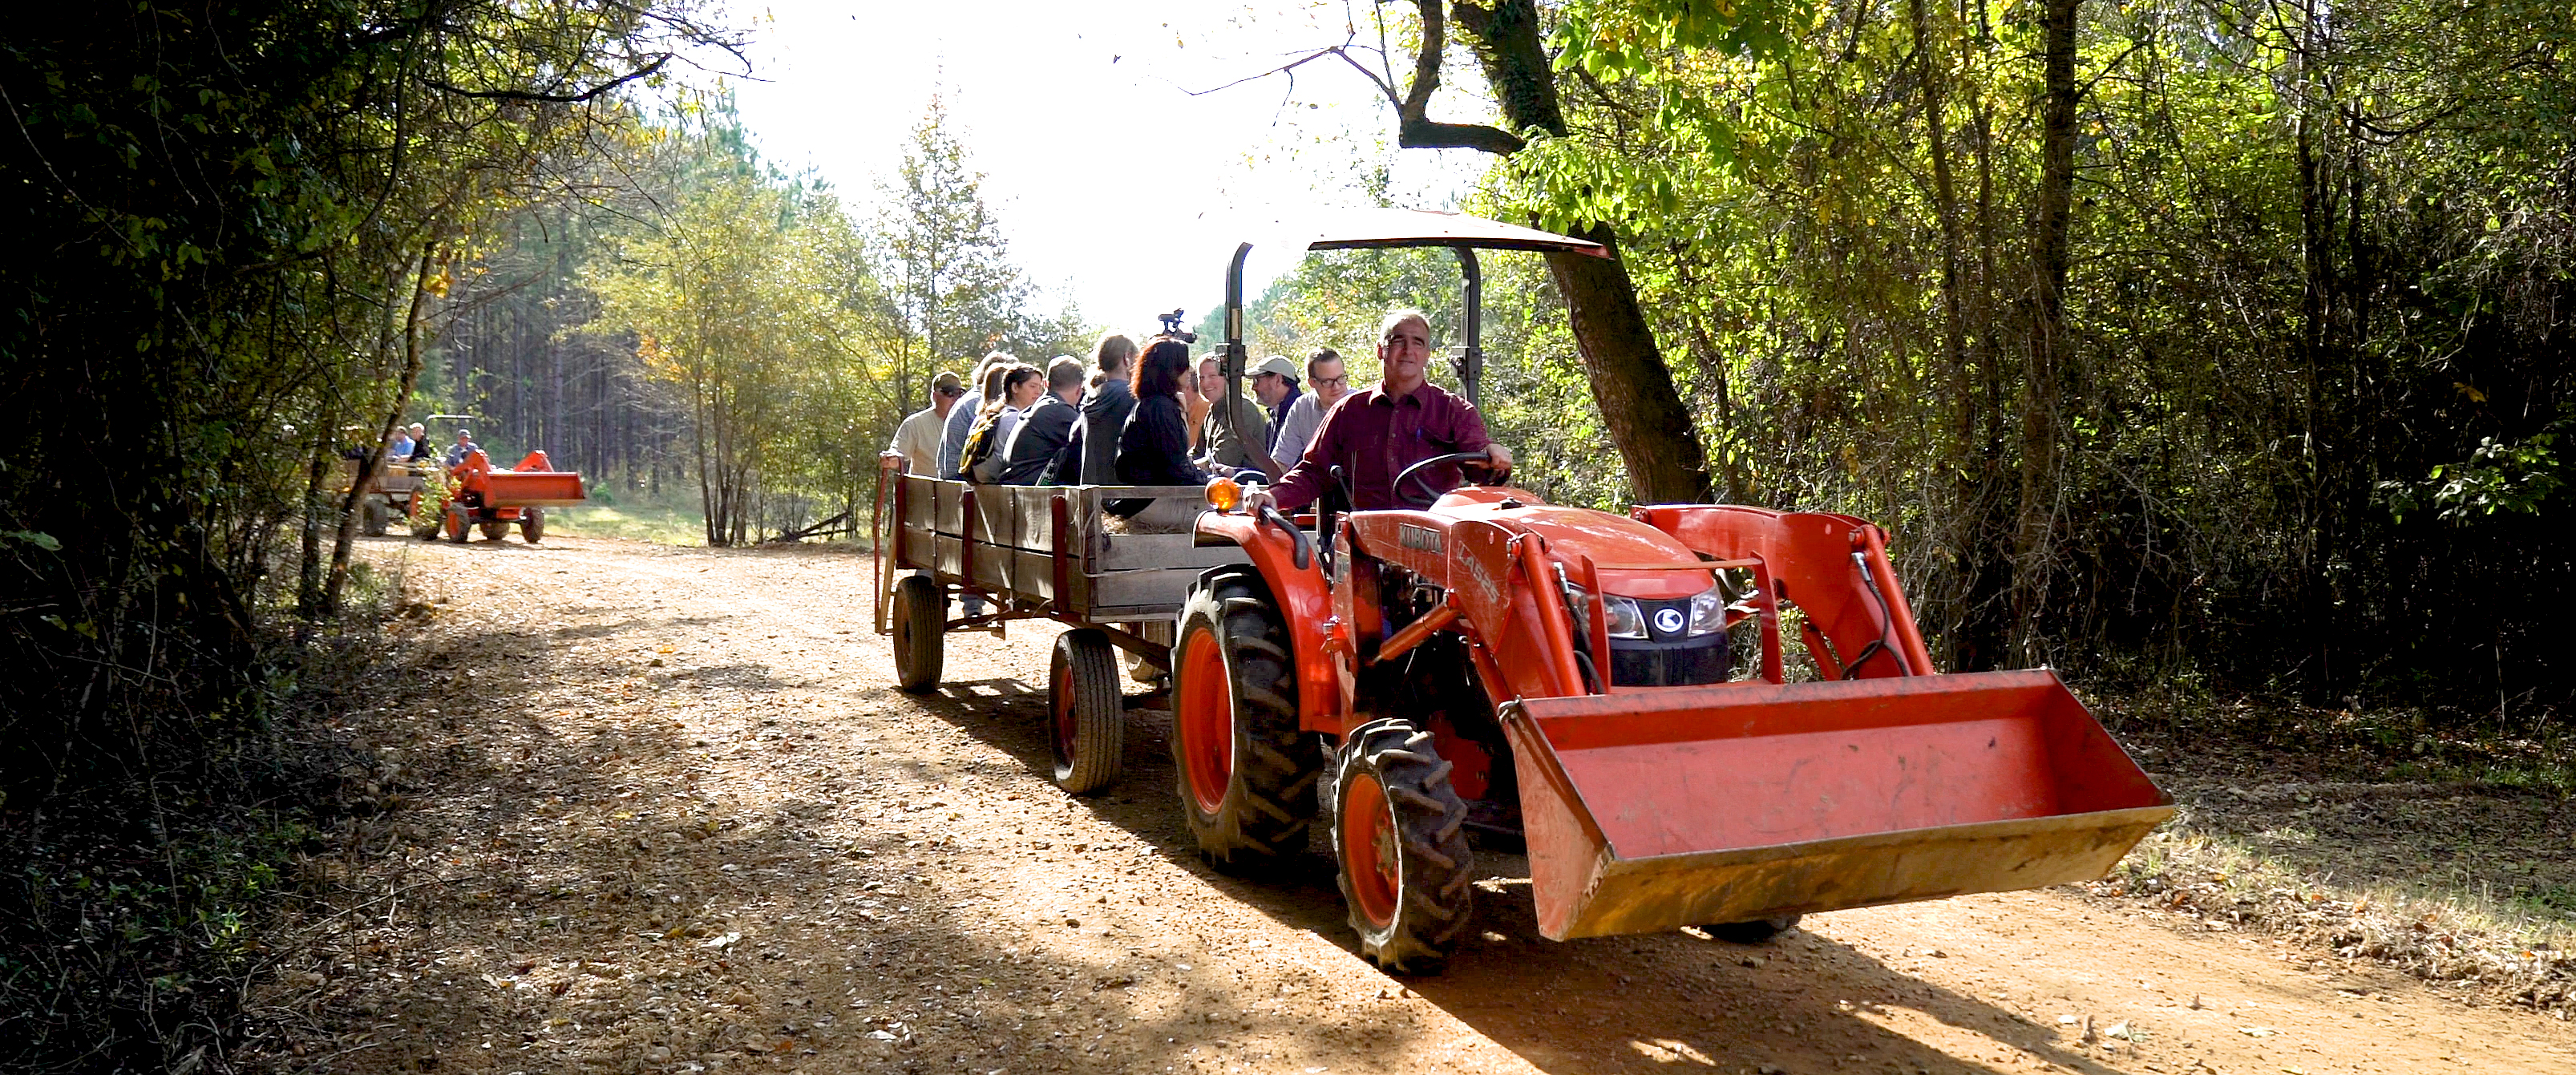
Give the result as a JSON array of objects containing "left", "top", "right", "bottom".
[
  {"left": 1601, "top": 594, "right": 1647, "bottom": 639},
  {"left": 1687, "top": 582, "right": 1729, "bottom": 636},
  {"left": 1565, "top": 589, "right": 1649, "bottom": 640}
]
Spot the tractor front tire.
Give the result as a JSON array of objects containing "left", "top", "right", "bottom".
[
  {"left": 1048, "top": 628, "right": 1122, "bottom": 795},
  {"left": 478, "top": 520, "right": 508, "bottom": 541},
  {"left": 444, "top": 504, "right": 470, "bottom": 544},
  {"left": 1333, "top": 718, "right": 1475, "bottom": 975},
  {"left": 1171, "top": 567, "right": 1321, "bottom": 873},
  {"left": 520, "top": 507, "right": 545, "bottom": 544},
  {"left": 1700, "top": 915, "right": 1802, "bottom": 944},
  {"left": 890, "top": 574, "right": 944, "bottom": 693}
]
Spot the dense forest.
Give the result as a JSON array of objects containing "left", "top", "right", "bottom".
[
  {"left": 1, "top": 0, "right": 2568, "bottom": 1066},
  {"left": 1231, "top": 0, "right": 2574, "bottom": 722}
]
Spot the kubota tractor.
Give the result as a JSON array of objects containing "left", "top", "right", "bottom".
[
  {"left": 1174, "top": 210, "right": 2174, "bottom": 973},
  {"left": 419, "top": 418, "right": 587, "bottom": 544}
]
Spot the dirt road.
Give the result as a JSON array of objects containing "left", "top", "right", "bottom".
[{"left": 261, "top": 535, "right": 2575, "bottom": 1074}]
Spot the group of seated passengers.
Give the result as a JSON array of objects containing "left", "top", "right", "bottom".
[{"left": 893, "top": 308, "right": 1511, "bottom": 517}]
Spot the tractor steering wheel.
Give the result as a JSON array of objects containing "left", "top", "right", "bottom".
[{"left": 1393, "top": 449, "right": 1498, "bottom": 509}]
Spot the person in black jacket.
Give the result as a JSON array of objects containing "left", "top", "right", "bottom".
[
  {"left": 1049, "top": 333, "right": 1138, "bottom": 484},
  {"left": 993, "top": 356, "right": 1085, "bottom": 484},
  {"left": 1114, "top": 337, "right": 1207, "bottom": 489}
]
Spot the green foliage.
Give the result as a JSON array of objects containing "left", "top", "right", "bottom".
[
  {"left": 1, "top": 2, "right": 741, "bottom": 1065},
  {"left": 1284, "top": 0, "right": 2576, "bottom": 709},
  {"left": 2384, "top": 421, "right": 2568, "bottom": 524}
]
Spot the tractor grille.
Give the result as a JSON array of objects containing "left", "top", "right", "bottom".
[{"left": 1607, "top": 634, "right": 1731, "bottom": 687}]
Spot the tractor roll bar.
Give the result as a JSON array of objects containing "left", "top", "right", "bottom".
[{"left": 1214, "top": 211, "right": 1610, "bottom": 462}]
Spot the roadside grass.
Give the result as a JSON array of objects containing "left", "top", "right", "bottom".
[
  {"left": 545, "top": 494, "right": 883, "bottom": 551},
  {"left": 546, "top": 497, "right": 705, "bottom": 545},
  {"left": 2078, "top": 681, "right": 2575, "bottom": 1016}
]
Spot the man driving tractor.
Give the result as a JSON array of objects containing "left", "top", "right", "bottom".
[{"left": 1243, "top": 309, "right": 1515, "bottom": 515}]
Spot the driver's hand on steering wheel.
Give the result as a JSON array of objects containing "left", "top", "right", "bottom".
[
  {"left": 1475, "top": 443, "right": 1514, "bottom": 477},
  {"left": 1239, "top": 489, "right": 1276, "bottom": 516}
]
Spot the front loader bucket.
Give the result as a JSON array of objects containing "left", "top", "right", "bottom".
[
  {"left": 1502, "top": 669, "right": 2173, "bottom": 941},
  {"left": 480, "top": 470, "right": 587, "bottom": 508}
]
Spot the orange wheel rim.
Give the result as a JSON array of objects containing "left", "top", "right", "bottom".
[
  {"left": 1051, "top": 661, "right": 1077, "bottom": 764},
  {"left": 1175, "top": 625, "right": 1232, "bottom": 814},
  {"left": 1341, "top": 771, "right": 1398, "bottom": 929}
]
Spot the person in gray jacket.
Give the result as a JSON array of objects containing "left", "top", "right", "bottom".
[
  {"left": 1052, "top": 333, "right": 1138, "bottom": 485},
  {"left": 938, "top": 353, "right": 1009, "bottom": 480}
]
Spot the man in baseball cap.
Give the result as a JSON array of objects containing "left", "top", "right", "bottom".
[{"left": 1248, "top": 355, "right": 1303, "bottom": 460}]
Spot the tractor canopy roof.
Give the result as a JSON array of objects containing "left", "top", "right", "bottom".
[{"left": 1238, "top": 208, "right": 1610, "bottom": 257}]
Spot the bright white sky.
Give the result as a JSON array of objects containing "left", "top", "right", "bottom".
[{"left": 694, "top": 1, "right": 1498, "bottom": 341}]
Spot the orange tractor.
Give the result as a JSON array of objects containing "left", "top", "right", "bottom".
[
  {"left": 420, "top": 418, "right": 587, "bottom": 543},
  {"left": 1168, "top": 211, "right": 2174, "bottom": 972}
]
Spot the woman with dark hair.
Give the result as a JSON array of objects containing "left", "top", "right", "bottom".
[{"left": 1115, "top": 338, "right": 1206, "bottom": 487}]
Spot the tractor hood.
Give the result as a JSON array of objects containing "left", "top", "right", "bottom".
[{"left": 1432, "top": 489, "right": 1715, "bottom": 601}]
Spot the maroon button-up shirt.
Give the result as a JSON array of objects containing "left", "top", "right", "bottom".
[{"left": 1268, "top": 381, "right": 1494, "bottom": 512}]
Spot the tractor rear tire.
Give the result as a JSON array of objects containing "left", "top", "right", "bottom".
[
  {"left": 478, "top": 520, "right": 508, "bottom": 541},
  {"left": 361, "top": 497, "right": 390, "bottom": 537},
  {"left": 520, "top": 507, "right": 545, "bottom": 544},
  {"left": 1333, "top": 718, "right": 1475, "bottom": 975},
  {"left": 1701, "top": 915, "right": 1802, "bottom": 944},
  {"left": 890, "top": 574, "right": 944, "bottom": 693},
  {"left": 1171, "top": 567, "right": 1321, "bottom": 873},
  {"left": 444, "top": 503, "right": 470, "bottom": 544},
  {"left": 1048, "top": 628, "right": 1122, "bottom": 795}
]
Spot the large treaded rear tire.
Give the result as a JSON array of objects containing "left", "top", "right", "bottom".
[
  {"left": 1333, "top": 718, "right": 1474, "bottom": 975},
  {"left": 1049, "top": 628, "right": 1122, "bottom": 794},
  {"left": 1171, "top": 567, "right": 1321, "bottom": 873},
  {"left": 891, "top": 574, "right": 944, "bottom": 693}
]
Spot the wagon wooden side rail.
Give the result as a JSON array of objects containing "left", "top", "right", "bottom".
[{"left": 869, "top": 452, "right": 1246, "bottom": 794}]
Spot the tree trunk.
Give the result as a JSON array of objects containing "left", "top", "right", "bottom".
[
  {"left": 1547, "top": 226, "right": 1715, "bottom": 503},
  {"left": 1391, "top": 0, "right": 1716, "bottom": 504},
  {"left": 2009, "top": 0, "right": 2083, "bottom": 661},
  {"left": 325, "top": 245, "right": 441, "bottom": 614}
]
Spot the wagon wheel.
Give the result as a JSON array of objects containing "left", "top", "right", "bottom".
[
  {"left": 519, "top": 507, "right": 545, "bottom": 544},
  {"left": 361, "top": 497, "right": 390, "bottom": 537},
  {"left": 1333, "top": 718, "right": 1474, "bottom": 975},
  {"left": 889, "top": 573, "right": 944, "bottom": 692},
  {"left": 1171, "top": 567, "right": 1322, "bottom": 873},
  {"left": 1047, "top": 628, "right": 1122, "bottom": 794}
]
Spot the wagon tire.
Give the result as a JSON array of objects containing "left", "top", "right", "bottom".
[
  {"left": 1171, "top": 567, "right": 1321, "bottom": 874},
  {"left": 1048, "top": 628, "right": 1123, "bottom": 795},
  {"left": 361, "top": 497, "right": 390, "bottom": 537},
  {"left": 1333, "top": 718, "right": 1475, "bottom": 976},
  {"left": 890, "top": 574, "right": 945, "bottom": 693}
]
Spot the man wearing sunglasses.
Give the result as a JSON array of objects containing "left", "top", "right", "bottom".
[{"left": 889, "top": 371, "right": 964, "bottom": 475}]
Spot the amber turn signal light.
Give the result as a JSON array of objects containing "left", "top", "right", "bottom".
[{"left": 1204, "top": 476, "right": 1241, "bottom": 511}]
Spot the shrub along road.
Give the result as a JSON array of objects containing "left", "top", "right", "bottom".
[{"left": 250, "top": 535, "right": 2574, "bottom": 1073}]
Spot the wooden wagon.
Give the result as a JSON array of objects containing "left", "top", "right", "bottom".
[{"left": 871, "top": 454, "right": 1247, "bottom": 793}]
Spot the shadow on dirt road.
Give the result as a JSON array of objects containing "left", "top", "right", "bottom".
[{"left": 903, "top": 665, "right": 2129, "bottom": 1075}]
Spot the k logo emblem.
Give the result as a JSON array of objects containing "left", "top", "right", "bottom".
[{"left": 1652, "top": 608, "right": 1686, "bottom": 636}]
